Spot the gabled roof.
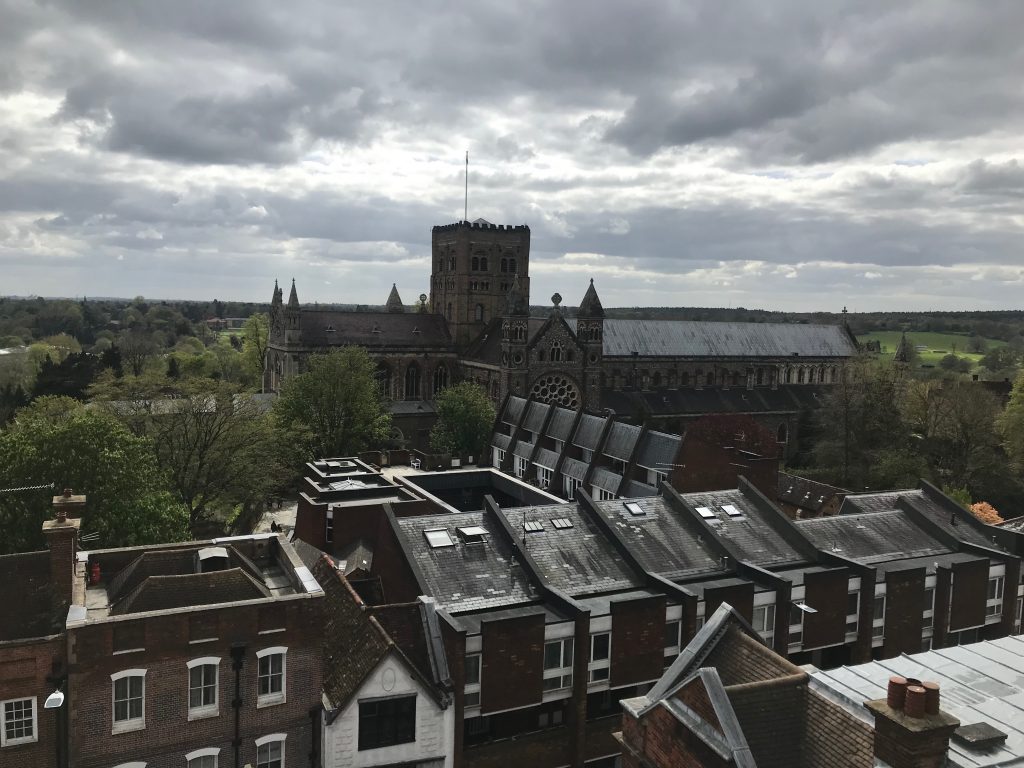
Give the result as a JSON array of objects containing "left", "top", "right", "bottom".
[
  {"left": 386, "top": 283, "right": 405, "bottom": 313},
  {"left": 599, "top": 319, "right": 857, "bottom": 358},
  {"left": 577, "top": 279, "right": 605, "bottom": 319},
  {"left": 777, "top": 471, "right": 847, "bottom": 513}
]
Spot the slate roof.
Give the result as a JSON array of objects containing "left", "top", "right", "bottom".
[
  {"left": 590, "top": 467, "right": 623, "bottom": 494},
  {"left": 461, "top": 318, "right": 503, "bottom": 365},
  {"left": 572, "top": 413, "right": 605, "bottom": 449},
  {"left": 515, "top": 502, "right": 644, "bottom": 597},
  {"left": 522, "top": 400, "right": 550, "bottom": 433},
  {"left": 299, "top": 309, "right": 452, "bottom": 348},
  {"left": 505, "top": 396, "right": 527, "bottom": 425},
  {"left": 0, "top": 550, "right": 61, "bottom": 641},
  {"left": 590, "top": 496, "right": 725, "bottom": 581},
  {"left": 635, "top": 429, "right": 681, "bottom": 470},
  {"left": 603, "top": 421, "right": 641, "bottom": 460},
  {"left": 547, "top": 407, "right": 577, "bottom": 441},
  {"left": 808, "top": 635, "right": 1024, "bottom": 768},
  {"left": 796, "top": 511, "right": 951, "bottom": 564},
  {"left": 533, "top": 447, "right": 559, "bottom": 470},
  {"left": 602, "top": 384, "right": 829, "bottom": 417},
  {"left": 394, "top": 511, "right": 539, "bottom": 613},
  {"left": 599, "top": 319, "right": 856, "bottom": 358},
  {"left": 561, "top": 457, "right": 588, "bottom": 481},
  {"left": 677, "top": 489, "right": 807, "bottom": 567},
  {"left": 778, "top": 471, "right": 846, "bottom": 514},
  {"left": 491, "top": 433, "right": 512, "bottom": 451},
  {"left": 112, "top": 569, "right": 269, "bottom": 615}
]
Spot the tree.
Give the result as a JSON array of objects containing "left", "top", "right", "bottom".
[
  {"left": 939, "top": 353, "right": 971, "bottom": 373},
  {"left": 118, "top": 330, "right": 158, "bottom": 376},
  {"left": 0, "top": 397, "right": 188, "bottom": 554},
  {"left": 980, "top": 346, "right": 1019, "bottom": 373},
  {"left": 970, "top": 501, "right": 1003, "bottom": 525},
  {"left": 91, "top": 376, "right": 292, "bottom": 535},
  {"left": 273, "top": 348, "right": 391, "bottom": 458},
  {"left": 242, "top": 313, "right": 270, "bottom": 392},
  {"left": 966, "top": 334, "right": 987, "bottom": 354},
  {"left": 430, "top": 381, "right": 496, "bottom": 459}
]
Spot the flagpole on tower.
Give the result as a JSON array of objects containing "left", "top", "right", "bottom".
[{"left": 464, "top": 150, "right": 469, "bottom": 223}]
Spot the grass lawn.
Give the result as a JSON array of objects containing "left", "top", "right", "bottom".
[{"left": 858, "top": 331, "right": 1005, "bottom": 371}]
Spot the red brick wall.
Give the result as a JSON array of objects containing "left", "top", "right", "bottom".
[
  {"left": 620, "top": 704, "right": 729, "bottom": 768},
  {"left": 480, "top": 613, "right": 544, "bottom": 714},
  {"left": 67, "top": 598, "right": 322, "bottom": 768},
  {"left": 802, "top": 687, "right": 874, "bottom": 767},
  {"left": 610, "top": 596, "right": 666, "bottom": 688},
  {"left": 0, "top": 636, "right": 64, "bottom": 768}
]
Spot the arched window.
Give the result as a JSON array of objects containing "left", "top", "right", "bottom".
[
  {"left": 653, "top": 371, "right": 662, "bottom": 388},
  {"left": 446, "top": 303, "right": 452, "bottom": 321},
  {"left": 538, "top": 350, "right": 546, "bottom": 362},
  {"left": 375, "top": 363, "right": 391, "bottom": 399},
  {"left": 777, "top": 423, "right": 789, "bottom": 443},
  {"left": 491, "top": 380, "right": 500, "bottom": 400},
  {"left": 784, "top": 367, "right": 792, "bottom": 384},
  {"left": 405, "top": 363, "right": 420, "bottom": 400},
  {"left": 475, "top": 304, "right": 484, "bottom": 321},
  {"left": 756, "top": 368, "right": 764, "bottom": 386},
  {"left": 706, "top": 371, "right": 714, "bottom": 386},
  {"left": 550, "top": 342, "right": 562, "bottom": 362},
  {"left": 448, "top": 257, "right": 455, "bottom": 271},
  {"left": 509, "top": 258, "right": 517, "bottom": 274},
  {"left": 433, "top": 365, "right": 448, "bottom": 395},
  {"left": 472, "top": 256, "right": 480, "bottom": 271},
  {"left": 480, "top": 256, "right": 488, "bottom": 271},
  {"left": 500, "top": 258, "right": 508, "bottom": 273},
  {"left": 681, "top": 371, "right": 690, "bottom": 387},
  {"left": 797, "top": 368, "right": 805, "bottom": 384}
]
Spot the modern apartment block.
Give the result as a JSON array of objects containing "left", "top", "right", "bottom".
[{"left": 0, "top": 492, "right": 325, "bottom": 768}]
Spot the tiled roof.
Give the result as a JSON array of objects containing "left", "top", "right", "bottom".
[
  {"left": 112, "top": 569, "right": 268, "bottom": 615},
  {"left": 300, "top": 309, "right": 452, "bottom": 348},
  {"left": 591, "top": 496, "right": 724, "bottom": 581},
  {"left": 572, "top": 413, "right": 605, "bottom": 449},
  {"left": 394, "top": 511, "right": 539, "bottom": 614},
  {"left": 796, "top": 511, "right": 950, "bottom": 563},
  {"left": 515, "top": 503, "right": 643, "bottom": 597},
  {"left": 677, "top": 489, "right": 806, "bottom": 567},
  {"left": 603, "top": 421, "right": 641, "bottom": 461},
  {"left": 547, "top": 407, "right": 577, "bottom": 441},
  {"left": 599, "top": 319, "right": 856, "bottom": 358},
  {"left": 777, "top": 471, "right": 846, "bottom": 513}
]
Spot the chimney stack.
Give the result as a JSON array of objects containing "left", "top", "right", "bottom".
[
  {"left": 865, "top": 677, "right": 959, "bottom": 768},
  {"left": 42, "top": 490, "right": 84, "bottom": 611}
]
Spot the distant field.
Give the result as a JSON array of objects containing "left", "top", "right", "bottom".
[{"left": 858, "top": 331, "right": 1005, "bottom": 370}]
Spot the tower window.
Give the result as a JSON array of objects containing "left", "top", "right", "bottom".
[
  {"left": 480, "top": 256, "right": 488, "bottom": 271},
  {"left": 501, "top": 258, "right": 508, "bottom": 273},
  {"left": 472, "top": 256, "right": 480, "bottom": 271},
  {"left": 475, "top": 304, "right": 484, "bottom": 321},
  {"left": 405, "top": 363, "right": 421, "bottom": 400},
  {"left": 509, "top": 258, "right": 517, "bottom": 274}
]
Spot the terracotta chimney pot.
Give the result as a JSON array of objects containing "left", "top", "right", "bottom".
[
  {"left": 887, "top": 675, "right": 908, "bottom": 710},
  {"left": 905, "top": 685, "right": 927, "bottom": 718},
  {"left": 923, "top": 681, "right": 940, "bottom": 715}
]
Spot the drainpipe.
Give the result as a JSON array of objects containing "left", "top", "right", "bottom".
[{"left": 230, "top": 643, "right": 247, "bottom": 768}]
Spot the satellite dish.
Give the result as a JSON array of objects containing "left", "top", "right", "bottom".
[{"left": 44, "top": 689, "right": 64, "bottom": 709}]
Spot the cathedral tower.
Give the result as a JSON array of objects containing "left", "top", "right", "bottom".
[
  {"left": 500, "top": 274, "right": 531, "bottom": 401},
  {"left": 577, "top": 279, "right": 605, "bottom": 409},
  {"left": 430, "top": 219, "right": 530, "bottom": 348}
]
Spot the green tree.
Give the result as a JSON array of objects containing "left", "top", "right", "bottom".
[
  {"left": 0, "top": 397, "right": 188, "bottom": 554},
  {"left": 430, "top": 381, "right": 496, "bottom": 459},
  {"left": 997, "top": 371, "right": 1024, "bottom": 471},
  {"left": 242, "top": 313, "right": 270, "bottom": 392},
  {"left": 273, "top": 348, "right": 391, "bottom": 458},
  {"left": 981, "top": 346, "right": 1019, "bottom": 373}
]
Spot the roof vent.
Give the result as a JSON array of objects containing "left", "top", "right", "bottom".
[
  {"left": 412, "top": 326, "right": 421, "bottom": 334},
  {"left": 953, "top": 723, "right": 1008, "bottom": 751},
  {"left": 196, "top": 546, "right": 229, "bottom": 573},
  {"left": 624, "top": 501, "right": 644, "bottom": 517}
]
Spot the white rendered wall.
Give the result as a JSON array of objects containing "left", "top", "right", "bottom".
[{"left": 323, "top": 652, "right": 453, "bottom": 768}]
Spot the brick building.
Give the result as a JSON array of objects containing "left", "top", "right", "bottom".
[
  {"left": 0, "top": 493, "right": 325, "bottom": 768},
  {"left": 618, "top": 603, "right": 966, "bottom": 768},
  {"left": 265, "top": 218, "right": 858, "bottom": 451},
  {"left": 303, "top": 459, "right": 1023, "bottom": 768}
]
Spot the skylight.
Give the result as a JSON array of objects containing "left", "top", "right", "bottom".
[
  {"left": 624, "top": 501, "right": 645, "bottom": 517},
  {"left": 457, "top": 526, "right": 488, "bottom": 544},
  {"left": 424, "top": 529, "right": 454, "bottom": 548},
  {"left": 722, "top": 504, "right": 742, "bottom": 517},
  {"left": 524, "top": 520, "right": 544, "bottom": 533},
  {"left": 551, "top": 518, "right": 574, "bottom": 530},
  {"left": 695, "top": 506, "right": 716, "bottom": 519}
]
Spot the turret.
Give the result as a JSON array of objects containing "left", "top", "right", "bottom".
[
  {"left": 500, "top": 273, "right": 530, "bottom": 400},
  {"left": 386, "top": 284, "right": 405, "bottom": 313},
  {"left": 284, "top": 278, "right": 301, "bottom": 339},
  {"left": 576, "top": 279, "right": 604, "bottom": 408},
  {"left": 287, "top": 278, "right": 300, "bottom": 310}
]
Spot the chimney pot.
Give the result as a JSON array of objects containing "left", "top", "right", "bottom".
[
  {"left": 905, "top": 685, "right": 927, "bottom": 718},
  {"left": 887, "top": 675, "right": 908, "bottom": 710},
  {"left": 63, "top": 487, "right": 72, "bottom": 498},
  {"left": 923, "top": 681, "right": 940, "bottom": 715}
]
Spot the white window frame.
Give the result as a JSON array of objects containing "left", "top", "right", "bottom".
[
  {"left": 872, "top": 593, "right": 886, "bottom": 645},
  {"left": 846, "top": 591, "right": 860, "bottom": 639},
  {"left": 464, "top": 653, "right": 481, "bottom": 709},
  {"left": 923, "top": 585, "right": 936, "bottom": 630},
  {"left": 592, "top": 486, "right": 615, "bottom": 501},
  {"left": 536, "top": 465, "right": 552, "bottom": 489},
  {"left": 987, "top": 575, "right": 1005, "bottom": 619},
  {"left": 255, "top": 733, "right": 286, "bottom": 768},
  {"left": 752, "top": 603, "right": 775, "bottom": 645},
  {"left": 588, "top": 632, "right": 611, "bottom": 684},
  {"left": 187, "top": 657, "right": 220, "bottom": 720},
  {"left": 185, "top": 747, "right": 220, "bottom": 768},
  {"left": 256, "top": 647, "right": 287, "bottom": 708},
  {"left": 325, "top": 509, "right": 334, "bottom": 544},
  {"left": 563, "top": 476, "right": 581, "bottom": 498},
  {"left": 515, "top": 456, "right": 528, "bottom": 478},
  {"left": 1, "top": 696, "right": 37, "bottom": 747},
  {"left": 542, "top": 638, "right": 573, "bottom": 693},
  {"left": 111, "top": 669, "right": 147, "bottom": 734}
]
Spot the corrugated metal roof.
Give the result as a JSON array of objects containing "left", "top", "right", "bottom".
[
  {"left": 600, "top": 319, "right": 856, "bottom": 358},
  {"left": 491, "top": 433, "right": 511, "bottom": 451},
  {"left": 808, "top": 636, "right": 1024, "bottom": 767}
]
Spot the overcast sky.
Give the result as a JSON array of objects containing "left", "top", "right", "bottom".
[{"left": 2, "top": 1, "right": 1023, "bottom": 311}]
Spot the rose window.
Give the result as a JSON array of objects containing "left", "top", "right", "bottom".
[{"left": 530, "top": 375, "right": 580, "bottom": 408}]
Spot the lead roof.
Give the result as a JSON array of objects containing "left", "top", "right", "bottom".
[{"left": 299, "top": 309, "right": 451, "bottom": 348}]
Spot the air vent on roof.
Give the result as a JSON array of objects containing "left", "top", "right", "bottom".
[
  {"left": 624, "top": 501, "right": 644, "bottom": 517},
  {"left": 953, "top": 723, "right": 1008, "bottom": 751},
  {"left": 424, "top": 529, "right": 454, "bottom": 548},
  {"left": 551, "top": 518, "right": 573, "bottom": 530},
  {"left": 412, "top": 326, "right": 421, "bottom": 334},
  {"left": 372, "top": 325, "right": 382, "bottom": 333},
  {"left": 456, "top": 526, "right": 488, "bottom": 544},
  {"left": 524, "top": 520, "right": 544, "bottom": 533},
  {"left": 325, "top": 325, "right": 336, "bottom": 333},
  {"left": 695, "top": 506, "right": 715, "bottom": 519},
  {"left": 722, "top": 504, "right": 742, "bottom": 517},
  {"left": 196, "top": 546, "right": 229, "bottom": 573}
]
